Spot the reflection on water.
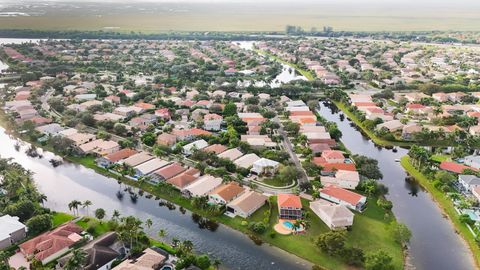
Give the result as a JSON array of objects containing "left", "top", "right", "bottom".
[{"left": 318, "top": 101, "right": 474, "bottom": 270}]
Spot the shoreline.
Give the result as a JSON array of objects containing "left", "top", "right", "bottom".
[{"left": 400, "top": 156, "right": 479, "bottom": 269}]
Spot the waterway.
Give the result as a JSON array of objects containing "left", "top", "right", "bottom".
[{"left": 318, "top": 101, "right": 475, "bottom": 270}]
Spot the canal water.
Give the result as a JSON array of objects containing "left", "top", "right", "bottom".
[
  {"left": 0, "top": 127, "right": 311, "bottom": 270},
  {"left": 318, "top": 101, "right": 475, "bottom": 270}
]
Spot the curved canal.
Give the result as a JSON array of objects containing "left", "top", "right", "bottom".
[
  {"left": 318, "top": 101, "right": 475, "bottom": 270},
  {"left": 0, "top": 127, "right": 310, "bottom": 270}
]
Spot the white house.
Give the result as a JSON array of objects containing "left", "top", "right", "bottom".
[
  {"left": 183, "top": 139, "right": 209, "bottom": 156},
  {"left": 310, "top": 200, "right": 354, "bottom": 230},
  {"left": 251, "top": 158, "right": 280, "bottom": 175},
  {"left": 320, "top": 170, "right": 360, "bottom": 189},
  {"left": 320, "top": 185, "right": 367, "bottom": 212},
  {"left": 203, "top": 113, "right": 223, "bottom": 131},
  {"left": 464, "top": 155, "right": 480, "bottom": 170},
  {"left": 0, "top": 215, "right": 26, "bottom": 249},
  {"left": 458, "top": 175, "right": 480, "bottom": 192}
]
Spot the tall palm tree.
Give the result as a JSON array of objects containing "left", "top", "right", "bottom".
[
  {"left": 82, "top": 200, "right": 92, "bottom": 216},
  {"left": 213, "top": 259, "right": 221, "bottom": 270},
  {"left": 38, "top": 194, "right": 47, "bottom": 207},
  {"left": 145, "top": 218, "right": 153, "bottom": 229},
  {"left": 68, "top": 200, "right": 82, "bottom": 216},
  {"left": 112, "top": 210, "right": 121, "bottom": 221}
]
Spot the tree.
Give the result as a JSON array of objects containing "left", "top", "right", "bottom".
[
  {"left": 141, "top": 132, "right": 157, "bottom": 146},
  {"left": 343, "top": 247, "right": 365, "bottom": 267},
  {"left": 95, "top": 208, "right": 106, "bottom": 223},
  {"left": 64, "top": 249, "right": 87, "bottom": 270},
  {"left": 158, "top": 229, "right": 167, "bottom": 238},
  {"left": 352, "top": 155, "right": 383, "bottom": 180},
  {"left": 223, "top": 102, "right": 237, "bottom": 117},
  {"left": 391, "top": 222, "right": 412, "bottom": 246},
  {"left": 82, "top": 200, "right": 92, "bottom": 216},
  {"left": 212, "top": 259, "right": 221, "bottom": 270},
  {"left": 365, "top": 250, "right": 393, "bottom": 270},
  {"left": 195, "top": 255, "right": 211, "bottom": 270},
  {"left": 68, "top": 200, "right": 82, "bottom": 216},
  {"left": 145, "top": 218, "right": 153, "bottom": 229},
  {"left": 0, "top": 251, "right": 10, "bottom": 270},
  {"left": 315, "top": 230, "right": 347, "bottom": 256},
  {"left": 26, "top": 214, "right": 52, "bottom": 235}
]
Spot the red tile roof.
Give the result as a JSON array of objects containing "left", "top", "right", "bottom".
[
  {"left": 277, "top": 194, "right": 302, "bottom": 209},
  {"left": 321, "top": 150, "right": 345, "bottom": 160},
  {"left": 105, "top": 148, "right": 137, "bottom": 162},
  {"left": 439, "top": 161, "right": 478, "bottom": 174},
  {"left": 321, "top": 185, "right": 365, "bottom": 205}
]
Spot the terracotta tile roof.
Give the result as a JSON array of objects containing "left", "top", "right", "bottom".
[
  {"left": 19, "top": 223, "right": 83, "bottom": 261},
  {"left": 321, "top": 185, "right": 365, "bottom": 205},
  {"left": 105, "top": 148, "right": 137, "bottom": 162},
  {"left": 278, "top": 194, "right": 302, "bottom": 209},
  {"left": 353, "top": 102, "right": 376, "bottom": 107},
  {"left": 439, "top": 161, "right": 478, "bottom": 174},
  {"left": 134, "top": 102, "right": 155, "bottom": 110},
  {"left": 167, "top": 172, "right": 199, "bottom": 189},
  {"left": 210, "top": 182, "right": 245, "bottom": 202},
  {"left": 320, "top": 163, "right": 357, "bottom": 172},
  {"left": 289, "top": 111, "right": 315, "bottom": 116},
  {"left": 407, "top": 103, "right": 425, "bottom": 109},
  {"left": 321, "top": 150, "right": 345, "bottom": 159},
  {"left": 203, "top": 144, "right": 227, "bottom": 154},
  {"left": 154, "top": 162, "right": 186, "bottom": 179}
]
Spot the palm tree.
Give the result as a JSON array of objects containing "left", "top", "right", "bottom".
[
  {"left": 213, "top": 259, "right": 221, "bottom": 270},
  {"left": 145, "top": 218, "right": 153, "bottom": 229},
  {"left": 158, "top": 229, "right": 167, "bottom": 238},
  {"left": 68, "top": 200, "right": 82, "bottom": 216},
  {"left": 64, "top": 249, "right": 87, "bottom": 270},
  {"left": 38, "top": 194, "right": 47, "bottom": 207},
  {"left": 82, "top": 200, "right": 92, "bottom": 216},
  {"left": 112, "top": 210, "right": 121, "bottom": 221}
]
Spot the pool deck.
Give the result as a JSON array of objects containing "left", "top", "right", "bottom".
[{"left": 274, "top": 219, "right": 304, "bottom": 235}]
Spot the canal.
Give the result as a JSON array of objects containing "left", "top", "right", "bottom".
[
  {"left": 318, "top": 101, "right": 475, "bottom": 270},
  {"left": 0, "top": 126, "right": 312, "bottom": 270}
]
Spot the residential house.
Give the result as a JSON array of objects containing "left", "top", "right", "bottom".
[
  {"left": 402, "top": 124, "right": 422, "bottom": 140},
  {"left": 167, "top": 170, "right": 200, "bottom": 190},
  {"left": 35, "top": 123, "right": 64, "bottom": 136},
  {"left": 234, "top": 153, "right": 261, "bottom": 169},
  {"left": 0, "top": 215, "right": 26, "bottom": 249},
  {"left": 202, "top": 144, "right": 228, "bottom": 155},
  {"left": 156, "top": 133, "right": 177, "bottom": 148},
  {"left": 208, "top": 182, "right": 245, "bottom": 205},
  {"left": 218, "top": 148, "right": 243, "bottom": 161},
  {"left": 78, "top": 139, "right": 120, "bottom": 156},
  {"left": 151, "top": 162, "right": 187, "bottom": 183},
  {"left": 182, "top": 175, "right": 223, "bottom": 198},
  {"left": 277, "top": 194, "right": 302, "bottom": 220},
  {"left": 134, "top": 158, "right": 169, "bottom": 178},
  {"left": 67, "top": 132, "right": 96, "bottom": 146},
  {"left": 226, "top": 191, "right": 267, "bottom": 218},
  {"left": 321, "top": 150, "right": 345, "bottom": 163},
  {"left": 464, "top": 155, "right": 480, "bottom": 170},
  {"left": 204, "top": 113, "right": 223, "bottom": 131},
  {"left": 320, "top": 170, "right": 360, "bottom": 189},
  {"left": 320, "top": 185, "right": 367, "bottom": 211},
  {"left": 183, "top": 139, "right": 209, "bottom": 156},
  {"left": 376, "top": 120, "right": 404, "bottom": 132},
  {"left": 172, "top": 128, "right": 211, "bottom": 141},
  {"left": 155, "top": 108, "right": 171, "bottom": 120},
  {"left": 19, "top": 223, "right": 83, "bottom": 265},
  {"left": 310, "top": 200, "right": 354, "bottom": 230},
  {"left": 439, "top": 161, "right": 478, "bottom": 174},
  {"left": 112, "top": 248, "right": 166, "bottom": 270},
  {"left": 96, "top": 148, "right": 137, "bottom": 167},
  {"left": 122, "top": 152, "right": 155, "bottom": 167},
  {"left": 251, "top": 158, "right": 280, "bottom": 175},
  {"left": 57, "top": 232, "right": 122, "bottom": 270},
  {"left": 458, "top": 175, "right": 480, "bottom": 192}
]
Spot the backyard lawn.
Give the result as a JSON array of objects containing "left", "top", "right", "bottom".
[
  {"left": 51, "top": 212, "right": 74, "bottom": 227},
  {"left": 76, "top": 217, "right": 111, "bottom": 237}
]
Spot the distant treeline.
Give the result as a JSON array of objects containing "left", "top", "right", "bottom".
[
  {"left": 0, "top": 29, "right": 287, "bottom": 41},
  {"left": 285, "top": 25, "right": 479, "bottom": 44}
]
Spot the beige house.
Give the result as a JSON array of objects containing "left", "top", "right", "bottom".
[
  {"left": 310, "top": 200, "right": 354, "bottom": 230},
  {"left": 321, "top": 170, "right": 360, "bottom": 190},
  {"left": 226, "top": 191, "right": 267, "bottom": 218}
]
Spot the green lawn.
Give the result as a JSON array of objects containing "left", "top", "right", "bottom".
[
  {"left": 216, "top": 197, "right": 403, "bottom": 270},
  {"left": 431, "top": 154, "right": 451, "bottom": 163},
  {"left": 76, "top": 217, "right": 111, "bottom": 237},
  {"left": 401, "top": 156, "right": 480, "bottom": 268},
  {"left": 51, "top": 212, "right": 74, "bottom": 227}
]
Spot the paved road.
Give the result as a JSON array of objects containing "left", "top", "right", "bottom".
[{"left": 273, "top": 116, "right": 309, "bottom": 184}]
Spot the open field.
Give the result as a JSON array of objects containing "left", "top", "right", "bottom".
[{"left": 1, "top": 1, "right": 480, "bottom": 32}]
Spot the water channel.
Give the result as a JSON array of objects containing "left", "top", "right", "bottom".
[{"left": 318, "top": 101, "right": 475, "bottom": 270}]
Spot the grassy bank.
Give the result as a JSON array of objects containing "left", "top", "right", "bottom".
[
  {"left": 400, "top": 156, "right": 480, "bottom": 268},
  {"left": 255, "top": 49, "right": 316, "bottom": 80},
  {"left": 332, "top": 101, "right": 412, "bottom": 147}
]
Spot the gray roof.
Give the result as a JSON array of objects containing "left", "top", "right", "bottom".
[{"left": 459, "top": 175, "right": 480, "bottom": 185}]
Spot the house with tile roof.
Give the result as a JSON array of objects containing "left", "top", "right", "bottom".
[
  {"left": 310, "top": 199, "right": 354, "bottom": 230},
  {"left": 96, "top": 148, "right": 138, "bottom": 167},
  {"left": 277, "top": 194, "right": 302, "bottom": 220},
  {"left": 182, "top": 175, "right": 223, "bottom": 198},
  {"left": 202, "top": 144, "right": 228, "bottom": 155},
  {"left": 0, "top": 215, "right": 26, "bottom": 249},
  {"left": 226, "top": 191, "right": 267, "bottom": 218},
  {"left": 19, "top": 222, "right": 84, "bottom": 265},
  {"left": 151, "top": 162, "right": 187, "bottom": 183},
  {"left": 320, "top": 185, "right": 367, "bottom": 211},
  {"left": 208, "top": 182, "right": 246, "bottom": 205},
  {"left": 321, "top": 170, "right": 360, "bottom": 189}
]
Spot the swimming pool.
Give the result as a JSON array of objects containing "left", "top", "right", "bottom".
[
  {"left": 160, "top": 266, "right": 173, "bottom": 270},
  {"left": 283, "top": 220, "right": 294, "bottom": 229}
]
